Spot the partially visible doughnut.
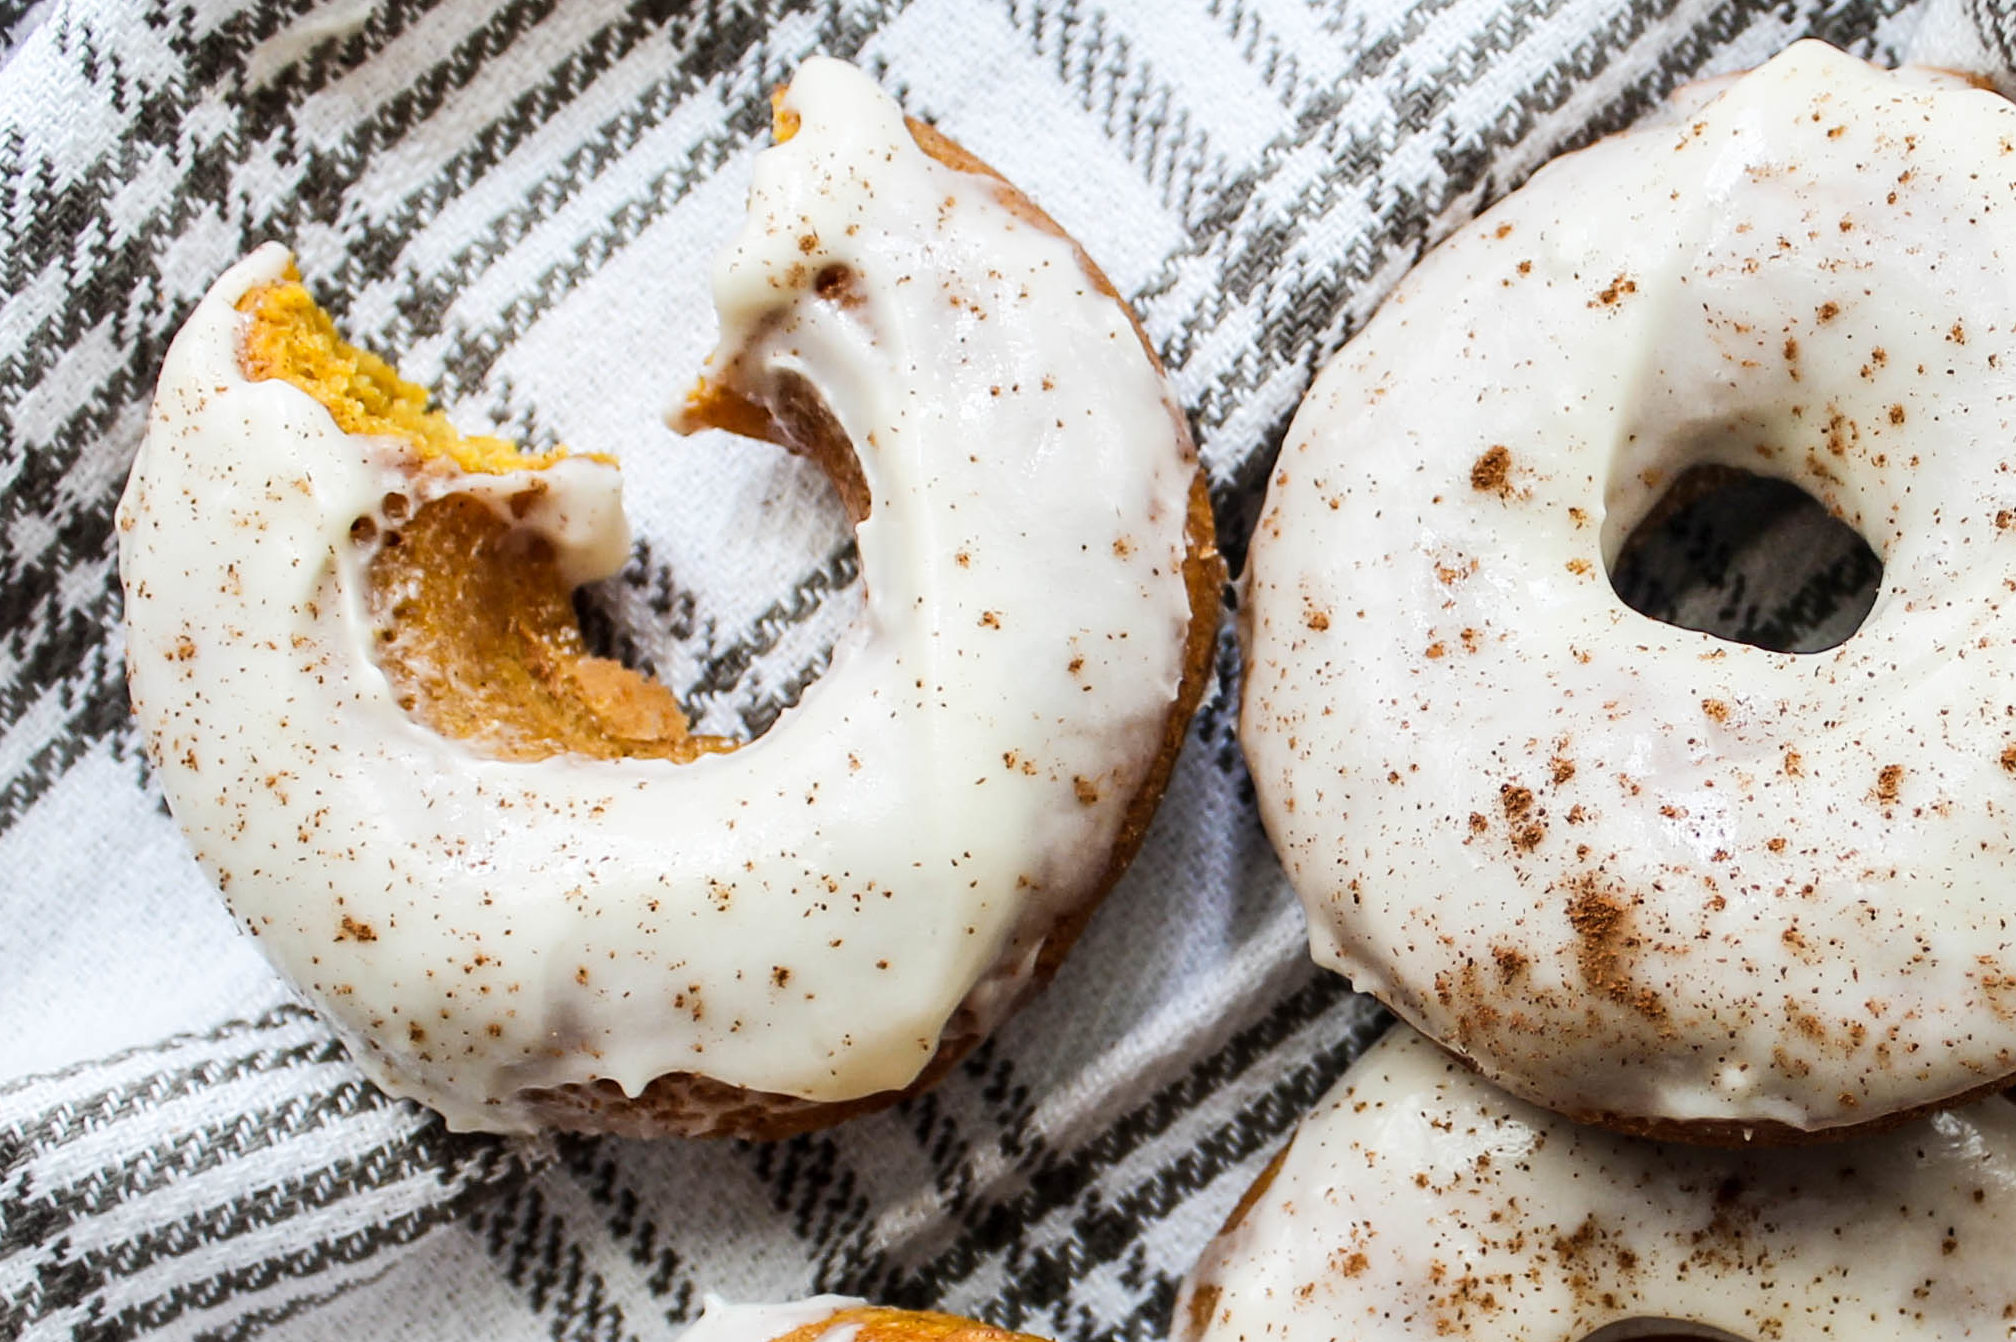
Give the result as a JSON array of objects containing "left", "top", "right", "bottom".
[
  {"left": 677, "top": 1297, "right": 1046, "bottom": 1342},
  {"left": 117, "top": 58, "right": 1217, "bottom": 1136},
  {"left": 1177, "top": 1027, "right": 2016, "bottom": 1341},
  {"left": 1241, "top": 41, "right": 2016, "bottom": 1140}
]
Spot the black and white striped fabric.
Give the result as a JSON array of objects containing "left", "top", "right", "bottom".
[{"left": 0, "top": 1, "right": 1994, "bottom": 1338}]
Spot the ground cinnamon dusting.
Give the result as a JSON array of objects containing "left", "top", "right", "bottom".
[
  {"left": 814, "top": 262, "right": 865, "bottom": 308},
  {"left": 1470, "top": 445, "right": 1513, "bottom": 495},
  {"left": 1591, "top": 274, "right": 1637, "bottom": 306},
  {"left": 1875, "top": 763, "right": 1903, "bottom": 807},
  {"left": 1564, "top": 876, "right": 1665, "bottom": 1021}
]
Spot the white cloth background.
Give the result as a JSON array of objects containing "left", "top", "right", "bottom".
[{"left": 0, "top": 0, "right": 2001, "bottom": 1338}]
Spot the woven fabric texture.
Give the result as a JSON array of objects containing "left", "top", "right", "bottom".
[{"left": 0, "top": 0, "right": 1984, "bottom": 1338}]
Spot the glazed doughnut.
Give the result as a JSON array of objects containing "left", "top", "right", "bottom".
[
  {"left": 678, "top": 1297, "right": 1046, "bottom": 1342},
  {"left": 1178, "top": 1027, "right": 2016, "bottom": 1341},
  {"left": 1242, "top": 41, "right": 2016, "bottom": 1140},
  {"left": 118, "top": 58, "right": 1218, "bottom": 1137}
]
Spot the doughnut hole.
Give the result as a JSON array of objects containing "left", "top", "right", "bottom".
[
  {"left": 1606, "top": 464, "right": 1881, "bottom": 654},
  {"left": 237, "top": 274, "right": 735, "bottom": 764}
]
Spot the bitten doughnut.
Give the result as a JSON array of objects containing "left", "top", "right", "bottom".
[
  {"left": 118, "top": 58, "right": 1218, "bottom": 1137},
  {"left": 1178, "top": 1027, "right": 2016, "bottom": 1340},
  {"left": 678, "top": 1297, "right": 1046, "bottom": 1342},
  {"left": 1242, "top": 41, "right": 2016, "bottom": 1140}
]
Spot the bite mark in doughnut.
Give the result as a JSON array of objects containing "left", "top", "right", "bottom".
[
  {"left": 676, "top": 1297, "right": 1048, "bottom": 1342},
  {"left": 1177, "top": 1027, "right": 2016, "bottom": 1341},
  {"left": 237, "top": 273, "right": 730, "bottom": 765},
  {"left": 1242, "top": 42, "right": 2016, "bottom": 1140},
  {"left": 117, "top": 58, "right": 1218, "bottom": 1137}
]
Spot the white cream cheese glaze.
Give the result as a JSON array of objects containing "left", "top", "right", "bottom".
[
  {"left": 1178, "top": 1027, "right": 2016, "bottom": 1341},
  {"left": 674, "top": 1296, "right": 864, "bottom": 1342},
  {"left": 117, "top": 58, "right": 1200, "bottom": 1133},
  {"left": 1242, "top": 42, "right": 2016, "bottom": 1135}
]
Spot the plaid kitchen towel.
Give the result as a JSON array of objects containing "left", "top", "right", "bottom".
[{"left": 0, "top": 0, "right": 1982, "bottom": 1338}]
